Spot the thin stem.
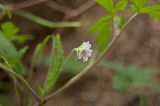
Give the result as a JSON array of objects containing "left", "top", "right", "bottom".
[
  {"left": 34, "top": 13, "right": 138, "bottom": 106},
  {"left": 68, "top": 0, "right": 96, "bottom": 18},
  {"left": 46, "top": 1, "right": 70, "bottom": 14},
  {"left": 15, "top": 10, "right": 81, "bottom": 28},
  {"left": 0, "top": 63, "right": 41, "bottom": 102}
]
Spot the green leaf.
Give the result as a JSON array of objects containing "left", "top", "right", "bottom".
[
  {"left": 88, "top": 15, "right": 112, "bottom": 52},
  {"left": 96, "top": 0, "right": 114, "bottom": 14},
  {"left": 18, "top": 46, "right": 29, "bottom": 58},
  {"left": 1, "top": 21, "right": 19, "bottom": 39},
  {"left": 131, "top": 0, "right": 149, "bottom": 12},
  {"left": 115, "top": 0, "right": 128, "bottom": 12},
  {"left": 31, "top": 36, "right": 52, "bottom": 70},
  {"left": 43, "top": 34, "right": 64, "bottom": 94},
  {"left": 0, "top": 33, "right": 25, "bottom": 75},
  {"left": 114, "top": 15, "right": 125, "bottom": 35},
  {"left": 148, "top": 11, "right": 160, "bottom": 19},
  {"left": 140, "top": 4, "right": 160, "bottom": 13},
  {"left": 95, "top": 26, "right": 110, "bottom": 51}
]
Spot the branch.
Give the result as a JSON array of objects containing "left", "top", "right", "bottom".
[
  {"left": 46, "top": 0, "right": 96, "bottom": 18},
  {"left": 46, "top": 1, "right": 70, "bottom": 14},
  {"left": 0, "top": 63, "right": 41, "bottom": 102},
  {"left": 11, "top": 0, "right": 49, "bottom": 11},
  {"left": 33, "top": 13, "right": 138, "bottom": 106},
  {"left": 67, "top": 0, "right": 96, "bottom": 18}
]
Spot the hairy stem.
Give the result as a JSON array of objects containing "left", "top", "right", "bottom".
[
  {"left": 0, "top": 63, "right": 41, "bottom": 102},
  {"left": 34, "top": 12, "right": 138, "bottom": 106}
]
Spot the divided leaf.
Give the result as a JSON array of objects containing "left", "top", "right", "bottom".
[
  {"left": 140, "top": 4, "right": 160, "bottom": 19},
  {"left": 107, "top": 63, "right": 160, "bottom": 90},
  {"left": 130, "top": 0, "right": 149, "bottom": 12},
  {"left": 1, "top": 21, "right": 19, "bottom": 40},
  {"left": 96, "top": 0, "right": 114, "bottom": 14},
  {"left": 43, "top": 34, "right": 64, "bottom": 94},
  {"left": 115, "top": 0, "right": 128, "bottom": 12},
  {"left": 140, "top": 4, "right": 160, "bottom": 13},
  {"left": 0, "top": 21, "right": 33, "bottom": 44},
  {"left": 88, "top": 16, "right": 112, "bottom": 52}
]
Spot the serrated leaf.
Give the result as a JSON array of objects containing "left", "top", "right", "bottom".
[
  {"left": 88, "top": 16, "right": 112, "bottom": 52},
  {"left": 1, "top": 21, "right": 19, "bottom": 39},
  {"left": 114, "top": 15, "right": 125, "bottom": 35},
  {"left": 96, "top": 0, "right": 114, "bottom": 14},
  {"left": 43, "top": 34, "right": 64, "bottom": 94},
  {"left": 115, "top": 0, "right": 128, "bottom": 12},
  {"left": 0, "top": 33, "right": 25, "bottom": 75}
]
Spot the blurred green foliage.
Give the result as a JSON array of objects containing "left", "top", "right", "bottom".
[
  {"left": 106, "top": 62, "right": 160, "bottom": 90},
  {"left": 0, "top": 21, "right": 33, "bottom": 44},
  {"left": 0, "top": 0, "right": 160, "bottom": 105},
  {"left": 0, "top": 33, "right": 25, "bottom": 75},
  {"left": 0, "top": 95, "right": 13, "bottom": 106}
]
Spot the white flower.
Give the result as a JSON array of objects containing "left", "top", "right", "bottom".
[{"left": 75, "top": 41, "right": 93, "bottom": 62}]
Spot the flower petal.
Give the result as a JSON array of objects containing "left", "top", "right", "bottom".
[{"left": 83, "top": 56, "right": 88, "bottom": 62}]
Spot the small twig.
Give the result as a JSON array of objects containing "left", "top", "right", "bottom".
[
  {"left": 33, "top": 13, "right": 138, "bottom": 106},
  {"left": 0, "top": 63, "right": 41, "bottom": 102},
  {"left": 46, "top": 0, "right": 96, "bottom": 19},
  {"left": 67, "top": 0, "right": 96, "bottom": 19},
  {"left": 46, "top": 1, "right": 70, "bottom": 14},
  {"left": 54, "top": 0, "right": 96, "bottom": 33},
  {"left": 11, "top": 0, "right": 49, "bottom": 11}
]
